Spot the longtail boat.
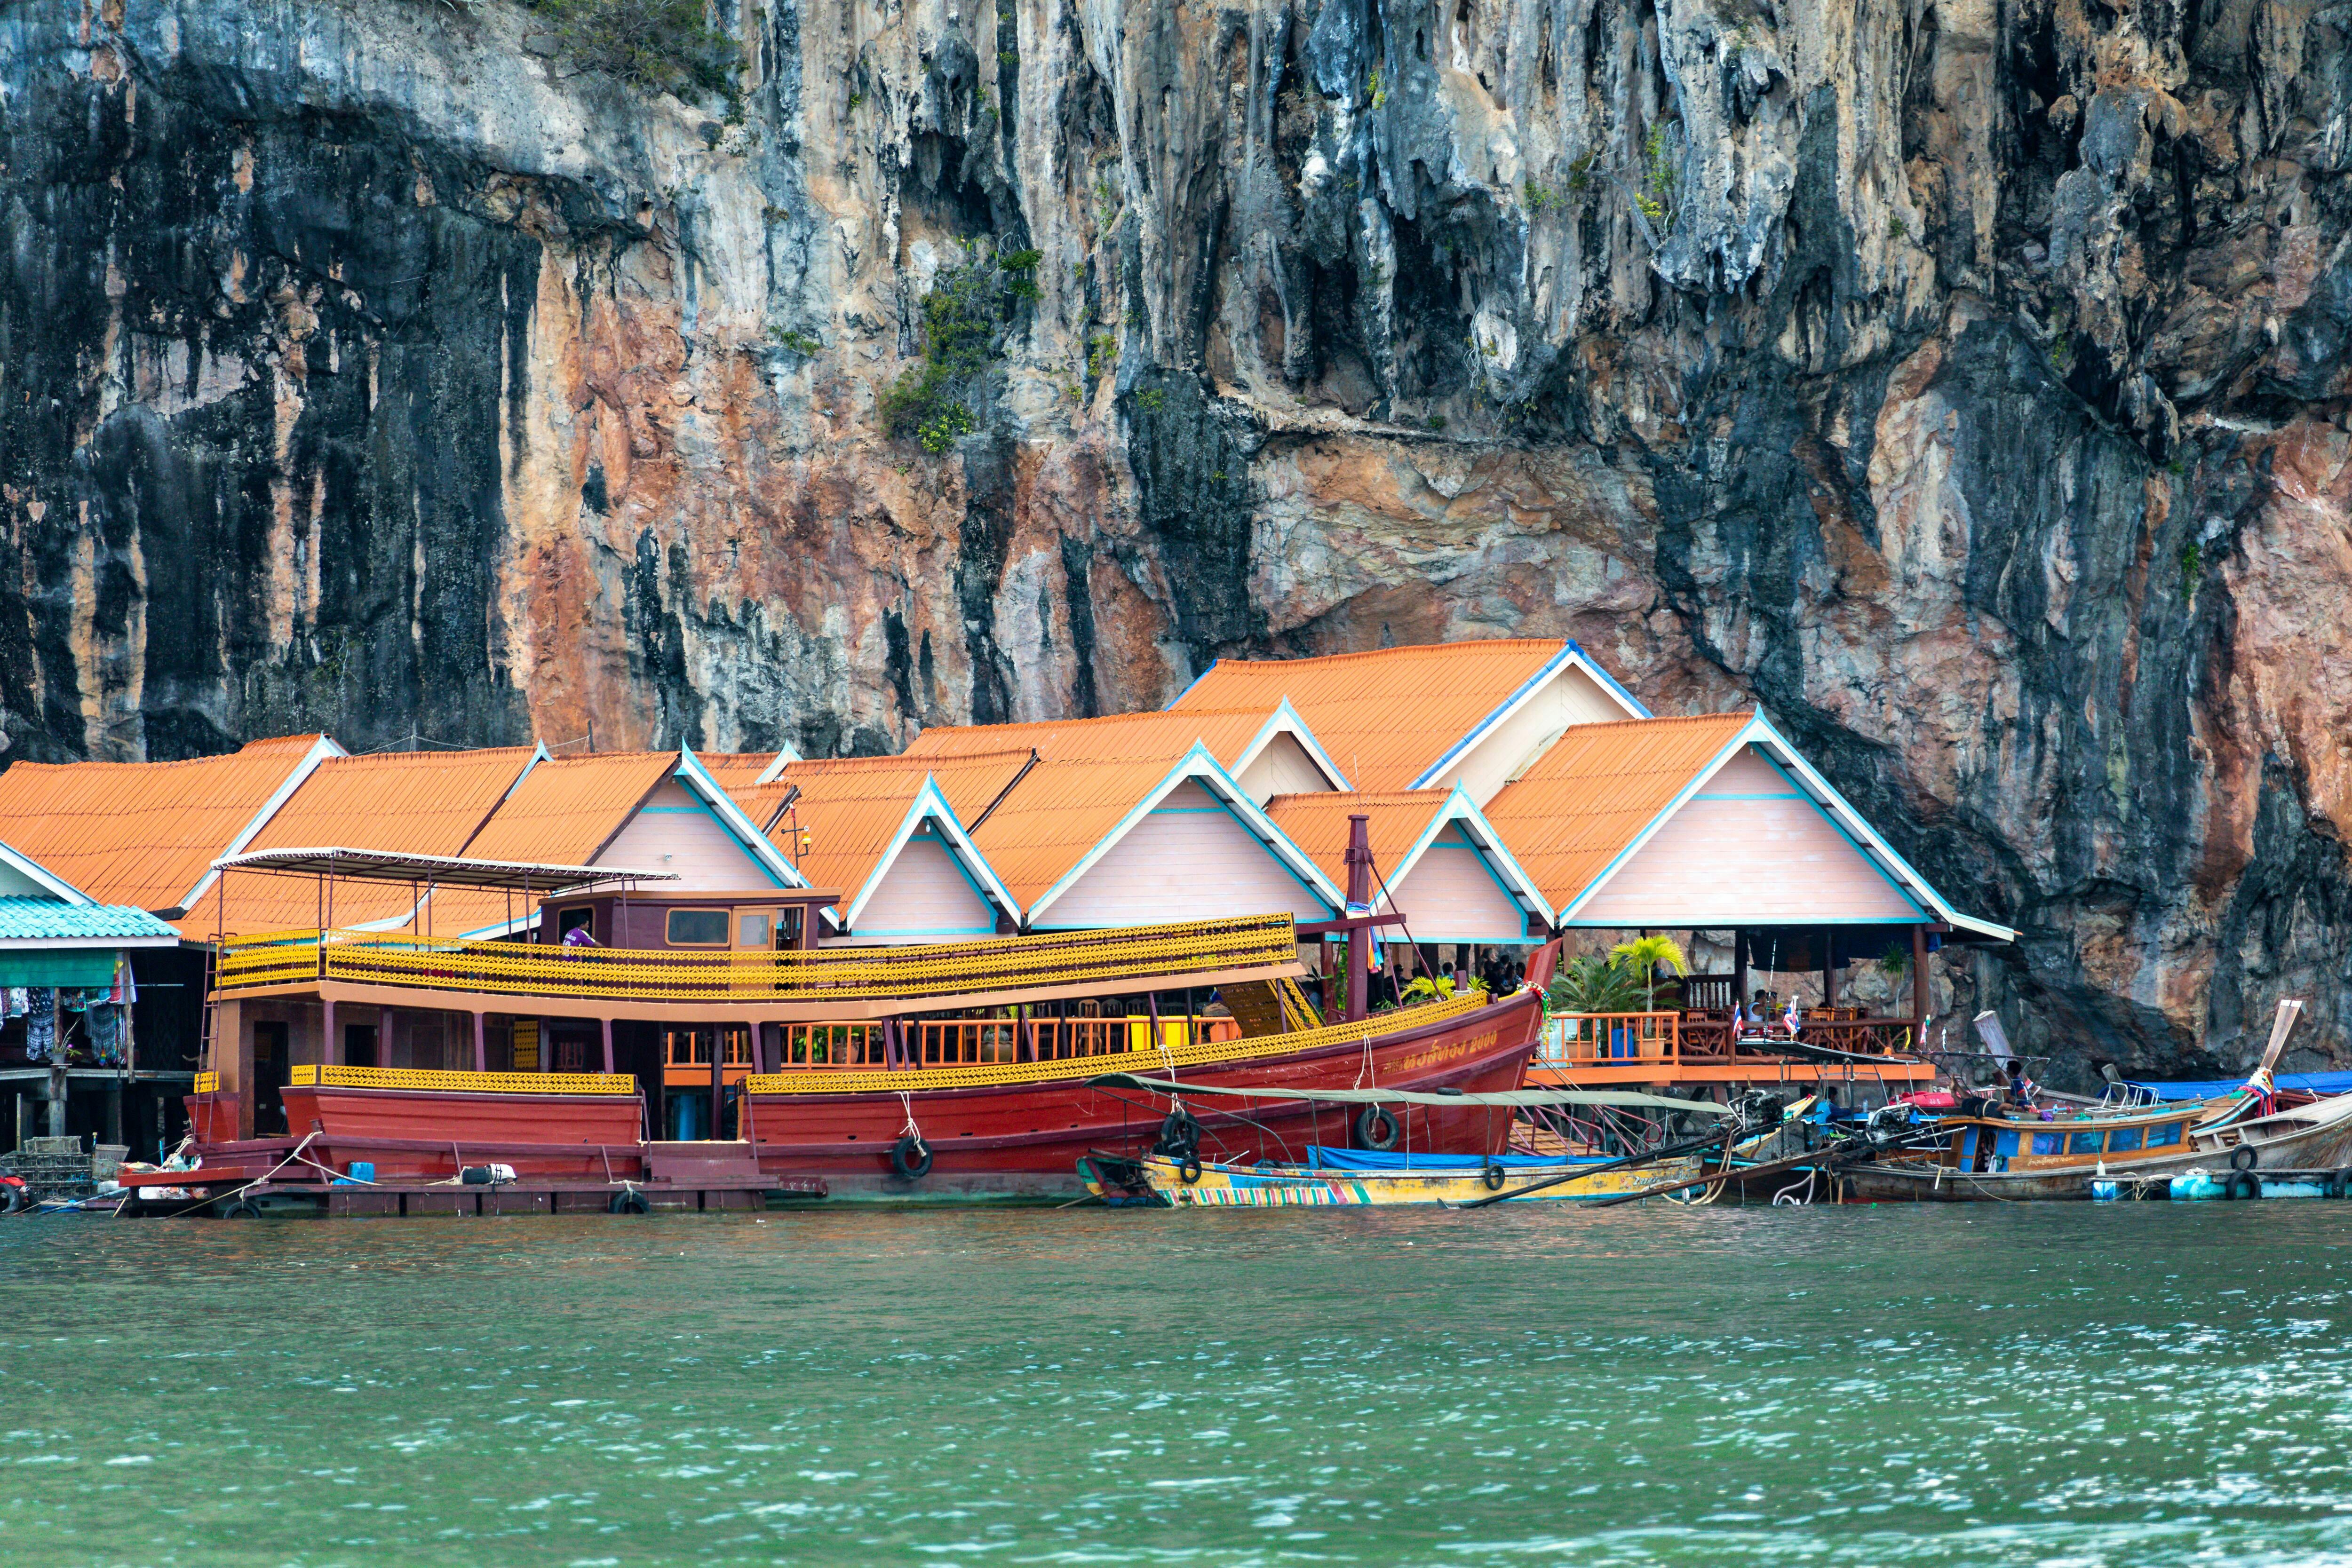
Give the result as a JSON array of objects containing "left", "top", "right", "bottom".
[
  {"left": 130, "top": 846, "right": 1551, "bottom": 1210},
  {"left": 1740, "top": 1001, "right": 2352, "bottom": 1203},
  {"left": 1131, "top": 1148, "right": 1708, "bottom": 1207}
]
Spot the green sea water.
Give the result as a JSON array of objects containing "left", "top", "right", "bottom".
[{"left": 5, "top": 1203, "right": 2352, "bottom": 1566}]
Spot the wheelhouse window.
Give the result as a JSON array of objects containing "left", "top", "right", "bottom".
[
  {"left": 2148, "top": 1121, "right": 2185, "bottom": 1148},
  {"left": 2107, "top": 1126, "right": 2143, "bottom": 1152},
  {"left": 2068, "top": 1129, "right": 2104, "bottom": 1155},
  {"left": 738, "top": 911, "right": 772, "bottom": 949},
  {"left": 557, "top": 907, "right": 594, "bottom": 942},
  {"left": 666, "top": 908, "right": 730, "bottom": 946}
]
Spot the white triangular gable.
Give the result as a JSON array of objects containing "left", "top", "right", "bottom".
[
  {"left": 1230, "top": 699, "right": 1351, "bottom": 801},
  {"left": 1029, "top": 745, "right": 1343, "bottom": 929},
  {"left": 1410, "top": 642, "right": 1653, "bottom": 804},
  {"left": 1377, "top": 785, "right": 1551, "bottom": 943},
  {"left": 840, "top": 777, "right": 1017, "bottom": 942}
]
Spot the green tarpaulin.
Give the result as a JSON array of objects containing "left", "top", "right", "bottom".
[{"left": 0, "top": 950, "right": 119, "bottom": 989}]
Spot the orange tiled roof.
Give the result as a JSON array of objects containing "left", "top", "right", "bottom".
[
  {"left": 731, "top": 751, "right": 1032, "bottom": 906},
  {"left": 904, "top": 708, "right": 1287, "bottom": 774},
  {"left": 458, "top": 751, "right": 679, "bottom": 867},
  {"left": 238, "top": 733, "right": 338, "bottom": 756},
  {"left": 190, "top": 748, "right": 539, "bottom": 937},
  {"left": 1263, "top": 790, "right": 1455, "bottom": 892},
  {"left": 1170, "top": 639, "right": 1571, "bottom": 791},
  {"left": 697, "top": 751, "right": 784, "bottom": 791},
  {"left": 0, "top": 747, "right": 322, "bottom": 914},
  {"left": 1480, "top": 713, "right": 1753, "bottom": 915}
]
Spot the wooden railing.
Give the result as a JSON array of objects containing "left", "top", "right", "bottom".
[
  {"left": 1538, "top": 1012, "right": 1919, "bottom": 1072},
  {"left": 765, "top": 1015, "right": 1244, "bottom": 1069},
  {"left": 210, "top": 915, "right": 1300, "bottom": 1006}
]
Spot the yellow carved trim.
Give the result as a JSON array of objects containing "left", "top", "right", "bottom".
[
  {"left": 212, "top": 913, "right": 1299, "bottom": 1005},
  {"left": 192, "top": 1071, "right": 220, "bottom": 1094},
  {"left": 287, "top": 1063, "right": 638, "bottom": 1095},
  {"left": 744, "top": 991, "right": 1490, "bottom": 1094}
]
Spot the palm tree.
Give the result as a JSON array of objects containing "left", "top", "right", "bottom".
[
  {"left": 1545, "top": 951, "right": 1649, "bottom": 1014},
  {"left": 1608, "top": 934, "right": 1689, "bottom": 1013}
]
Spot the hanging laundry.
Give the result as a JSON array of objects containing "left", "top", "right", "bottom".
[
  {"left": 4, "top": 987, "right": 25, "bottom": 1019},
  {"left": 87, "top": 1005, "right": 123, "bottom": 1065},
  {"left": 24, "top": 988, "right": 57, "bottom": 1063}
]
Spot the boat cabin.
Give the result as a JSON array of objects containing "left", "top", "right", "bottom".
[{"left": 537, "top": 887, "right": 836, "bottom": 952}]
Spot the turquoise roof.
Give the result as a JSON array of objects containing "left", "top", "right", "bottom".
[{"left": 0, "top": 897, "right": 178, "bottom": 942}]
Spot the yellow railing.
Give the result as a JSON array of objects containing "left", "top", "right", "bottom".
[
  {"left": 212, "top": 914, "right": 1301, "bottom": 1006},
  {"left": 743, "top": 990, "right": 1492, "bottom": 1095},
  {"left": 287, "top": 1063, "right": 639, "bottom": 1095}
]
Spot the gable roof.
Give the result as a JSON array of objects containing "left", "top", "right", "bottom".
[
  {"left": 1263, "top": 785, "right": 1549, "bottom": 922},
  {"left": 1168, "top": 639, "right": 1647, "bottom": 792},
  {"left": 459, "top": 752, "right": 681, "bottom": 866},
  {"left": 1482, "top": 712, "right": 2014, "bottom": 941},
  {"left": 0, "top": 737, "right": 342, "bottom": 915},
  {"left": 0, "top": 896, "right": 180, "bottom": 945},
  {"left": 0, "top": 836, "right": 91, "bottom": 903},
  {"left": 971, "top": 742, "right": 1342, "bottom": 921},
  {"left": 698, "top": 750, "right": 794, "bottom": 793},
  {"left": 730, "top": 751, "right": 1027, "bottom": 928},
  {"left": 905, "top": 704, "right": 1348, "bottom": 791},
  {"left": 189, "top": 746, "right": 542, "bottom": 937}
]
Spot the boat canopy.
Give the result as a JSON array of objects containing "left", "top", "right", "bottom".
[
  {"left": 1086, "top": 1072, "right": 1736, "bottom": 1115},
  {"left": 210, "top": 847, "right": 680, "bottom": 891},
  {"left": 2128, "top": 1071, "right": 2352, "bottom": 1102}
]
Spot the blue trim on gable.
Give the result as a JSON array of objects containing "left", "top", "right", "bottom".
[
  {"left": 1164, "top": 657, "right": 1220, "bottom": 710},
  {"left": 1565, "top": 639, "right": 1652, "bottom": 719}
]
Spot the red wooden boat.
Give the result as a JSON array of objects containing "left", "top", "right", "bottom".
[
  {"left": 133, "top": 840, "right": 1552, "bottom": 1210},
  {"left": 740, "top": 987, "right": 1544, "bottom": 1199}
]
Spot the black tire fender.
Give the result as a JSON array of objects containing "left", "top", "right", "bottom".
[
  {"left": 1177, "top": 1154, "right": 1204, "bottom": 1186},
  {"left": 2230, "top": 1144, "right": 2259, "bottom": 1172},
  {"left": 219, "top": 1197, "right": 263, "bottom": 1220},
  {"left": 2332, "top": 1169, "right": 2352, "bottom": 1201},
  {"left": 890, "top": 1132, "right": 933, "bottom": 1180},
  {"left": 2226, "top": 1170, "right": 2261, "bottom": 1201},
  {"left": 608, "top": 1189, "right": 649, "bottom": 1215},
  {"left": 1481, "top": 1162, "right": 1507, "bottom": 1192},
  {"left": 1355, "top": 1106, "right": 1399, "bottom": 1151}
]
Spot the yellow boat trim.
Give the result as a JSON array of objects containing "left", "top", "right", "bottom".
[
  {"left": 286, "top": 1063, "right": 639, "bottom": 1095},
  {"left": 213, "top": 913, "right": 1299, "bottom": 1005},
  {"left": 744, "top": 991, "right": 1490, "bottom": 1095}
]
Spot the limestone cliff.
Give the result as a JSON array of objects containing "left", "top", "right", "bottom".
[{"left": 4, "top": 0, "right": 2349, "bottom": 1079}]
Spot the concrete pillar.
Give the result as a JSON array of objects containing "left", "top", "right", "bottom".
[{"left": 44, "top": 1068, "right": 65, "bottom": 1139}]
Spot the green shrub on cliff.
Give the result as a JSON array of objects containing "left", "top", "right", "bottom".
[
  {"left": 534, "top": 0, "right": 735, "bottom": 100},
  {"left": 879, "top": 256, "right": 1033, "bottom": 452}
]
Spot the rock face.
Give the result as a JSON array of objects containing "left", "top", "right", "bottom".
[{"left": 3, "top": 0, "right": 2349, "bottom": 1078}]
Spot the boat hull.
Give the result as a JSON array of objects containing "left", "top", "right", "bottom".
[
  {"left": 278, "top": 1085, "right": 649, "bottom": 1183},
  {"left": 1131, "top": 1152, "right": 1703, "bottom": 1207},
  {"left": 744, "top": 992, "right": 1543, "bottom": 1200},
  {"left": 1819, "top": 1093, "right": 2352, "bottom": 1203}
]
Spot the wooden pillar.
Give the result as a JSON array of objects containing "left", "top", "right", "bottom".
[
  {"left": 215, "top": 998, "right": 251, "bottom": 1141},
  {"left": 708, "top": 1030, "right": 725, "bottom": 1143},
  {"left": 1912, "top": 923, "right": 1930, "bottom": 1039},
  {"left": 322, "top": 998, "right": 337, "bottom": 1067},
  {"left": 469, "top": 1012, "right": 486, "bottom": 1073},
  {"left": 45, "top": 1067, "right": 65, "bottom": 1139},
  {"left": 1733, "top": 929, "right": 1749, "bottom": 1021},
  {"left": 378, "top": 1007, "right": 395, "bottom": 1068},
  {"left": 601, "top": 1016, "right": 615, "bottom": 1076}
]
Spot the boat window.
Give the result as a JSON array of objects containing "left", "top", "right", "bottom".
[
  {"left": 738, "top": 911, "right": 772, "bottom": 949},
  {"left": 2068, "top": 1129, "right": 2103, "bottom": 1155},
  {"left": 557, "top": 907, "right": 594, "bottom": 942},
  {"left": 2107, "top": 1126, "right": 2144, "bottom": 1152},
  {"left": 2031, "top": 1132, "right": 2062, "bottom": 1156},
  {"left": 2148, "top": 1121, "right": 2184, "bottom": 1148},
  {"left": 1994, "top": 1130, "right": 2019, "bottom": 1157},
  {"left": 666, "top": 908, "right": 730, "bottom": 946},
  {"left": 774, "top": 906, "right": 806, "bottom": 949},
  {"left": 780, "top": 1023, "right": 887, "bottom": 1066}
]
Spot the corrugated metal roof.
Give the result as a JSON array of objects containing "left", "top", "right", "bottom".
[
  {"left": 0, "top": 897, "right": 179, "bottom": 942},
  {"left": 0, "top": 749, "right": 320, "bottom": 914},
  {"left": 731, "top": 752, "right": 1031, "bottom": 909},
  {"left": 1263, "top": 790, "right": 1455, "bottom": 890},
  {"left": 238, "top": 733, "right": 339, "bottom": 755},
  {"left": 461, "top": 752, "right": 678, "bottom": 865},
  {"left": 698, "top": 752, "right": 785, "bottom": 792},
  {"left": 1170, "top": 640, "right": 1570, "bottom": 791},
  {"left": 906, "top": 709, "right": 1282, "bottom": 773},
  {"left": 1480, "top": 713, "right": 1752, "bottom": 915},
  {"left": 190, "top": 748, "right": 538, "bottom": 937}
]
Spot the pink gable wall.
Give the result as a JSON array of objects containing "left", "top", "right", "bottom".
[
  {"left": 1573, "top": 746, "right": 1921, "bottom": 925},
  {"left": 1042, "top": 797, "right": 1327, "bottom": 927},
  {"left": 596, "top": 779, "right": 780, "bottom": 889},
  {"left": 1391, "top": 824, "right": 1529, "bottom": 942},
  {"left": 845, "top": 832, "right": 997, "bottom": 942}
]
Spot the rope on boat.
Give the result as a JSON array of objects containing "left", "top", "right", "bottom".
[{"left": 895, "top": 1091, "right": 927, "bottom": 1160}]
